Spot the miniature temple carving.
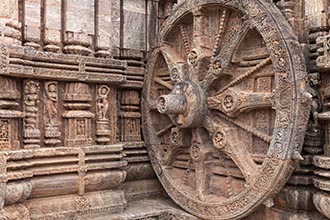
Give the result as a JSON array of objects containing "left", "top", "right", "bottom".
[
  {"left": 120, "top": 90, "right": 142, "bottom": 142},
  {"left": 0, "top": 77, "right": 22, "bottom": 151},
  {"left": 63, "top": 82, "right": 94, "bottom": 147}
]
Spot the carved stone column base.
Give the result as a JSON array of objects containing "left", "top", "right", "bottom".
[
  {"left": 63, "top": 45, "right": 92, "bottom": 56},
  {"left": 96, "top": 120, "right": 111, "bottom": 144},
  {"left": 44, "top": 125, "right": 61, "bottom": 146},
  {"left": 43, "top": 45, "right": 61, "bottom": 53},
  {"left": 24, "top": 42, "right": 41, "bottom": 51},
  {"left": 95, "top": 50, "right": 111, "bottom": 58}
]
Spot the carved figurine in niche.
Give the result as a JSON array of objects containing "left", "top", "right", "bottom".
[
  {"left": 45, "top": 82, "right": 58, "bottom": 125},
  {"left": 44, "top": 81, "right": 61, "bottom": 146},
  {"left": 24, "top": 81, "right": 40, "bottom": 131},
  {"left": 97, "top": 85, "right": 110, "bottom": 120},
  {"left": 24, "top": 80, "right": 41, "bottom": 148}
]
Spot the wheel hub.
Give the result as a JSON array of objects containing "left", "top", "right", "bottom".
[{"left": 157, "top": 80, "right": 207, "bottom": 128}]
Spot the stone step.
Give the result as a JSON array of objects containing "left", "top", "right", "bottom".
[{"left": 84, "top": 199, "right": 199, "bottom": 220}]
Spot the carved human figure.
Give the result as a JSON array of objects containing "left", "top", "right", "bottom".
[
  {"left": 97, "top": 86, "right": 110, "bottom": 120},
  {"left": 24, "top": 81, "right": 40, "bottom": 129},
  {"left": 45, "top": 82, "right": 58, "bottom": 125}
]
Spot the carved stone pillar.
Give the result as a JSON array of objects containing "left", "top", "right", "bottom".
[
  {"left": 63, "top": 0, "right": 94, "bottom": 55},
  {"left": 43, "top": 0, "right": 62, "bottom": 52},
  {"left": 95, "top": 0, "right": 112, "bottom": 57},
  {"left": 63, "top": 82, "right": 94, "bottom": 147},
  {"left": 119, "top": 90, "right": 141, "bottom": 142},
  {"left": 0, "top": 0, "right": 22, "bottom": 45},
  {"left": 23, "top": 80, "right": 41, "bottom": 149},
  {"left": 24, "top": 0, "right": 41, "bottom": 49}
]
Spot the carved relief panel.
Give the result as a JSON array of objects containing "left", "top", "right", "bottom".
[
  {"left": 120, "top": 90, "right": 142, "bottom": 142},
  {"left": 143, "top": 0, "right": 310, "bottom": 219},
  {"left": 44, "top": 81, "right": 61, "bottom": 146},
  {"left": 63, "top": 82, "right": 94, "bottom": 147},
  {"left": 23, "top": 80, "right": 41, "bottom": 149},
  {"left": 0, "top": 77, "right": 21, "bottom": 151},
  {"left": 0, "top": 44, "right": 132, "bottom": 219}
]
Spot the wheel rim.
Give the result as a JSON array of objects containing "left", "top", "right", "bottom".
[{"left": 142, "top": 1, "right": 310, "bottom": 219}]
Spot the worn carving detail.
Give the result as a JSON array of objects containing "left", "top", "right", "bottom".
[
  {"left": 23, "top": 80, "right": 41, "bottom": 149},
  {"left": 96, "top": 85, "right": 111, "bottom": 144},
  {"left": 0, "top": 120, "right": 10, "bottom": 150},
  {"left": 0, "top": 45, "right": 10, "bottom": 73},
  {"left": 0, "top": 77, "right": 21, "bottom": 151},
  {"left": 316, "top": 32, "right": 330, "bottom": 71},
  {"left": 44, "top": 82, "right": 61, "bottom": 147},
  {"left": 120, "top": 90, "right": 142, "bottom": 142},
  {"left": 143, "top": 1, "right": 310, "bottom": 219}
]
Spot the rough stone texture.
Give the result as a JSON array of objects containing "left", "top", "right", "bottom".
[
  {"left": 0, "top": 0, "right": 329, "bottom": 220},
  {"left": 143, "top": 0, "right": 311, "bottom": 219},
  {"left": 123, "top": 0, "right": 146, "bottom": 50}
]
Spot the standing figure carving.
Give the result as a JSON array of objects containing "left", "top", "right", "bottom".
[
  {"left": 23, "top": 80, "right": 41, "bottom": 148},
  {"left": 44, "top": 82, "right": 61, "bottom": 146},
  {"left": 45, "top": 82, "right": 58, "bottom": 125},
  {"left": 96, "top": 85, "right": 111, "bottom": 144},
  {"left": 97, "top": 85, "right": 110, "bottom": 120}
]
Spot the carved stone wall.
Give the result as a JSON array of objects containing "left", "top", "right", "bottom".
[
  {"left": 0, "top": 1, "right": 166, "bottom": 220},
  {"left": 2, "top": 0, "right": 330, "bottom": 220}
]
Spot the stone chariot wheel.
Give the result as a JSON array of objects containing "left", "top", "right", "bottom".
[{"left": 142, "top": 0, "right": 311, "bottom": 219}]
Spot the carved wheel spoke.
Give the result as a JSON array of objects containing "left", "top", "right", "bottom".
[
  {"left": 208, "top": 89, "right": 274, "bottom": 117},
  {"left": 190, "top": 128, "right": 213, "bottom": 200},
  {"left": 205, "top": 116, "right": 259, "bottom": 184},
  {"left": 143, "top": 1, "right": 310, "bottom": 219},
  {"left": 202, "top": 19, "right": 251, "bottom": 89},
  {"left": 212, "top": 126, "right": 259, "bottom": 184}
]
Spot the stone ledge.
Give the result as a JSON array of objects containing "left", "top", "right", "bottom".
[{"left": 92, "top": 199, "right": 199, "bottom": 220}]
